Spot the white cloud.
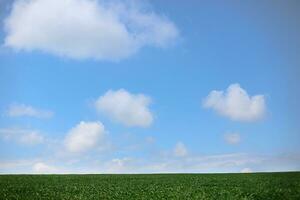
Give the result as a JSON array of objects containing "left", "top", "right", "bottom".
[
  {"left": 0, "top": 159, "right": 36, "bottom": 174},
  {"left": 32, "top": 162, "right": 58, "bottom": 174},
  {"left": 97, "top": 153, "right": 263, "bottom": 174},
  {"left": 203, "top": 84, "right": 266, "bottom": 122},
  {"left": 64, "top": 121, "right": 106, "bottom": 154},
  {"left": 95, "top": 89, "right": 153, "bottom": 127},
  {"left": 241, "top": 167, "right": 252, "bottom": 173},
  {"left": 224, "top": 132, "right": 241, "bottom": 145},
  {"left": 0, "top": 128, "right": 44, "bottom": 145},
  {"left": 103, "top": 157, "right": 133, "bottom": 173},
  {"left": 4, "top": 0, "right": 179, "bottom": 61},
  {"left": 173, "top": 142, "right": 188, "bottom": 157},
  {"left": 7, "top": 103, "right": 53, "bottom": 118},
  {"left": 1, "top": 152, "right": 300, "bottom": 174},
  {"left": 145, "top": 136, "right": 155, "bottom": 144}
]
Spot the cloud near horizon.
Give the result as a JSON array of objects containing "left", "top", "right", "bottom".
[
  {"left": 3, "top": 152, "right": 298, "bottom": 174},
  {"left": 32, "top": 162, "right": 58, "bottom": 174},
  {"left": 4, "top": 0, "right": 179, "bottom": 61},
  {"left": 203, "top": 84, "right": 266, "bottom": 122}
]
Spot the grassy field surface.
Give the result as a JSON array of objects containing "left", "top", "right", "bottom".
[{"left": 0, "top": 172, "right": 299, "bottom": 199}]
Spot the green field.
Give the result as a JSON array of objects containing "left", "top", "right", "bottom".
[{"left": 0, "top": 172, "right": 299, "bottom": 200}]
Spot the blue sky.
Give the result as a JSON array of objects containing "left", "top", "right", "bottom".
[{"left": 0, "top": 0, "right": 299, "bottom": 173}]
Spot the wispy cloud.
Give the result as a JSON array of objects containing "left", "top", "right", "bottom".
[
  {"left": 6, "top": 103, "right": 53, "bottom": 119},
  {"left": 32, "top": 162, "right": 58, "bottom": 174},
  {"left": 173, "top": 142, "right": 188, "bottom": 157},
  {"left": 1, "top": 152, "right": 300, "bottom": 174},
  {"left": 241, "top": 168, "right": 252, "bottom": 173},
  {"left": 0, "top": 128, "right": 44, "bottom": 146},
  {"left": 224, "top": 132, "right": 241, "bottom": 145}
]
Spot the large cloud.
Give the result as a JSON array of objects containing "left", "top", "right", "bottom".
[
  {"left": 64, "top": 121, "right": 106, "bottom": 153},
  {"left": 4, "top": 0, "right": 179, "bottom": 60},
  {"left": 203, "top": 84, "right": 266, "bottom": 122},
  {"left": 95, "top": 89, "right": 153, "bottom": 127},
  {"left": 7, "top": 103, "right": 53, "bottom": 118}
]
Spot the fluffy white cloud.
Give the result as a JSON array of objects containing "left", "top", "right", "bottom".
[
  {"left": 64, "top": 121, "right": 106, "bottom": 153},
  {"left": 95, "top": 89, "right": 153, "bottom": 127},
  {"left": 4, "top": 0, "right": 178, "bottom": 60},
  {"left": 32, "top": 162, "right": 58, "bottom": 174},
  {"left": 203, "top": 84, "right": 266, "bottom": 122},
  {"left": 224, "top": 132, "right": 241, "bottom": 145},
  {"left": 7, "top": 103, "right": 53, "bottom": 118},
  {"left": 0, "top": 128, "right": 44, "bottom": 145},
  {"left": 173, "top": 142, "right": 188, "bottom": 157}
]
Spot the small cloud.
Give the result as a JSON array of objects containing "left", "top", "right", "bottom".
[
  {"left": 224, "top": 132, "right": 241, "bottom": 145},
  {"left": 6, "top": 103, "right": 53, "bottom": 119},
  {"left": 0, "top": 128, "right": 44, "bottom": 145},
  {"left": 95, "top": 89, "right": 153, "bottom": 127},
  {"left": 104, "top": 157, "right": 133, "bottom": 173},
  {"left": 4, "top": 0, "right": 179, "bottom": 61},
  {"left": 64, "top": 121, "right": 106, "bottom": 154},
  {"left": 32, "top": 162, "right": 57, "bottom": 174},
  {"left": 203, "top": 84, "right": 266, "bottom": 122},
  {"left": 241, "top": 167, "right": 252, "bottom": 173},
  {"left": 173, "top": 142, "right": 188, "bottom": 157},
  {"left": 145, "top": 136, "right": 155, "bottom": 144}
]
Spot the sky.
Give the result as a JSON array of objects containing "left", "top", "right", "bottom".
[{"left": 0, "top": 0, "right": 299, "bottom": 174}]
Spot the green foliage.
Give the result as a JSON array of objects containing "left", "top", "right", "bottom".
[{"left": 0, "top": 172, "right": 299, "bottom": 199}]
